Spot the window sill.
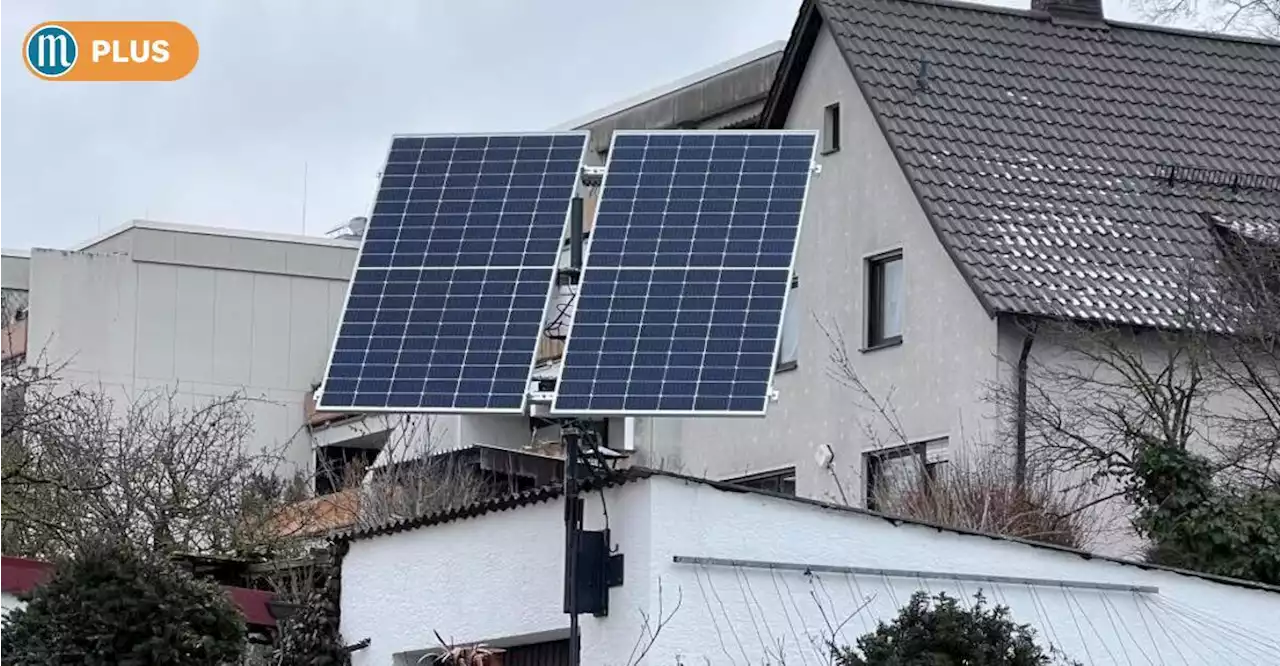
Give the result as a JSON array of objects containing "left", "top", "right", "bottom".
[
  {"left": 775, "top": 360, "right": 799, "bottom": 373},
  {"left": 860, "top": 337, "right": 903, "bottom": 353}
]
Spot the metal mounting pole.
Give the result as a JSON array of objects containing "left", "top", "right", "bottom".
[
  {"left": 569, "top": 196, "right": 584, "bottom": 272},
  {"left": 563, "top": 426, "right": 583, "bottom": 666}
]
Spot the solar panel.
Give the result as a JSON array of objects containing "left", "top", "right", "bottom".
[
  {"left": 552, "top": 130, "right": 818, "bottom": 416},
  {"left": 318, "top": 132, "right": 588, "bottom": 413}
]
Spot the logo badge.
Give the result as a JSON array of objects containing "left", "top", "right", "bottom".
[
  {"left": 23, "top": 22, "right": 198, "bottom": 82},
  {"left": 25, "top": 24, "right": 78, "bottom": 78}
]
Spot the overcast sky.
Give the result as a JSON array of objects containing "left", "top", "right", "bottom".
[{"left": 2, "top": 0, "right": 1146, "bottom": 251}]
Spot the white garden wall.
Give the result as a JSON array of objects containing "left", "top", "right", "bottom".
[{"left": 341, "top": 472, "right": 1280, "bottom": 665}]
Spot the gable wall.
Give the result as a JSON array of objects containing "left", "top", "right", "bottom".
[{"left": 638, "top": 27, "right": 1002, "bottom": 504}]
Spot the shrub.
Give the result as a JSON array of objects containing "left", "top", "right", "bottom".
[
  {"left": 833, "top": 591, "right": 1079, "bottom": 665},
  {"left": 1, "top": 540, "right": 246, "bottom": 665},
  {"left": 1129, "top": 441, "right": 1280, "bottom": 585},
  {"left": 869, "top": 455, "right": 1100, "bottom": 550}
]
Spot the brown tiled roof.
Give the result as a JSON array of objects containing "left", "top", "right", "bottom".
[
  {"left": 273, "top": 489, "right": 361, "bottom": 538},
  {"left": 764, "top": 0, "right": 1280, "bottom": 327}
]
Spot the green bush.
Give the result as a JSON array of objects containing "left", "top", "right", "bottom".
[
  {"left": 1129, "top": 441, "right": 1280, "bottom": 585},
  {"left": 1, "top": 540, "right": 246, "bottom": 665},
  {"left": 833, "top": 591, "right": 1078, "bottom": 665}
]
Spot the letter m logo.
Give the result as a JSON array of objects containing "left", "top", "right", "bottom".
[
  {"left": 26, "top": 25, "right": 77, "bottom": 78},
  {"left": 37, "top": 33, "right": 72, "bottom": 67}
]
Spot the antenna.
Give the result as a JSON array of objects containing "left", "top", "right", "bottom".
[{"left": 301, "top": 161, "right": 309, "bottom": 234}]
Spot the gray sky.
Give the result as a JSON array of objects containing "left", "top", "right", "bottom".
[{"left": 2, "top": 0, "right": 1145, "bottom": 251}]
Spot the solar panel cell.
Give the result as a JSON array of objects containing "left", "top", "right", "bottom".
[
  {"left": 553, "top": 131, "right": 817, "bottom": 416},
  {"left": 318, "top": 132, "right": 588, "bottom": 413}
]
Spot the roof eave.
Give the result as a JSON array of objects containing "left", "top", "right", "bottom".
[{"left": 759, "top": 0, "right": 824, "bottom": 130}]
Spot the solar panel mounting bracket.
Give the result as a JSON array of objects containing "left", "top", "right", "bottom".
[
  {"left": 768, "top": 386, "right": 780, "bottom": 403},
  {"left": 580, "top": 165, "right": 606, "bottom": 187},
  {"left": 810, "top": 162, "right": 822, "bottom": 175}
]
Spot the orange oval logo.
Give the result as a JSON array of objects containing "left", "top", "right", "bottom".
[{"left": 24, "top": 21, "right": 198, "bottom": 81}]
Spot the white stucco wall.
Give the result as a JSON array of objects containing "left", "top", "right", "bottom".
[
  {"left": 341, "top": 474, "right": 1280, "bottom": 665},
  {"left": 342, "top": 498, "right": 570, "bottom": 665},
  {"left": 637, "top": 26, "right": 1001, "bottom": 505}
]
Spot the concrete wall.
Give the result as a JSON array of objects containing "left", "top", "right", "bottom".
[
  {"left": 638, "top": 28, "right": 1000, "bottom": 505},
  {"left": 341, "top": 474, "right": 1280, "bottom": 665},
  {"left": 1, "top": 251, "right": 31, "bottom": 291},
  {"left": 24, "top": 227, "right": 358, "bottom": 470}
]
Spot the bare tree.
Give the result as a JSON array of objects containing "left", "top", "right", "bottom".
[
  {"left": 1129, "top": 0, "right": 1279, "bottom": 38},
  {"left": 1, "top": 355, "right": 305, "bottom": 559}
]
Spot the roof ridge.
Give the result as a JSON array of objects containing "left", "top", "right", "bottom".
[{"left": 822, "top": 0, "right": 1280, "bottom": 49}]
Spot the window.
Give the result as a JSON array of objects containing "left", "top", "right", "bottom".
[
  {"left": 315, "top": 445, "right": 382, "bottom": 495},
  {"left": 777, "top": 274, "right": 800, "bottom": 372},
  {"left": 728, "top": 467, "right": 797, "bottom": 496},
  {"left": 822, "top": 103, "right": 841, "bottom": 154},
  {"left": 864, "top": 438, "right": 947, "bottom": 510},
  {"left": 866, "top": 251, "right": 904, "bottom": 348}
]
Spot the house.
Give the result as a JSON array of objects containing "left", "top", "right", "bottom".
[
  {"left": 620, "top": 0, "right": 1280, "bottom": 530},
  {"left": 337, "top": 468, "right": 1280, "bottom": 665}
]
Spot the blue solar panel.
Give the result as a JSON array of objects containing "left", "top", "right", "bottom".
[
  {"left": 318, "top": 132, "right": 588, "bottom": 413},
  {"left": 552, "top": 130, "right": 818, "bottom": 416}
]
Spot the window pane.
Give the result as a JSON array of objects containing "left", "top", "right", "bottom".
[
  {"left": 823, "top": 103, "right": 841, "bottom": 153},
  {"left": 873, "top": 453, "right": 922, "bottom": 495},
  {"left": 865, "top": 437, "right": 949, "bottom": 509},
  {"left": 880, "top": 257, "right": 904, "bottom": 339},
  {"left": 729, "top": 468, "right": 798, "bottom": 496}
]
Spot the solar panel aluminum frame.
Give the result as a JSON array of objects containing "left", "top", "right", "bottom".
[
  {"left": 549, "top": 129, "right": 819, "bottom": 418},
  {"left": 315, "top": 131, "right": 591, "bottom": 415}
]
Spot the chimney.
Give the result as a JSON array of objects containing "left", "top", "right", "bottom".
[{"left": 1031, "top": 0, "right": 1106, "bottom": 24}]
